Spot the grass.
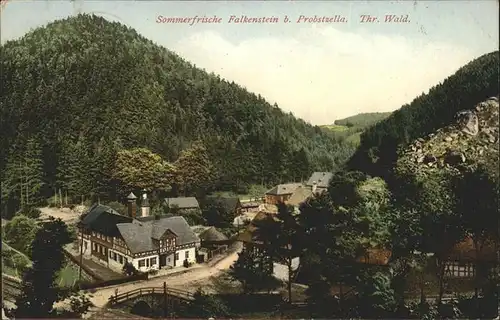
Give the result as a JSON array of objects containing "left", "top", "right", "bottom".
[
  {"left": 320, "top": 124, "right": 349, "bottom": 132},
  {"left": 2, "top": 240, "right": 90, "bottom": 288},
  {"left": 2, "top": 264, "right": 21, "bottom": 278},
  {"left": 212, "top": 184, "right": 268, "bottom": 201},
  {"left": 57, "top": 260, "right": 92, "bottom": 287},
  {"left": 345, "top": 131, "right": 362, "bottom": 146}
]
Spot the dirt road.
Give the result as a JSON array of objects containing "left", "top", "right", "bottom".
[
  {"left": 39, "top": 207, "right": 82, "bottom": 224},
  {"left": 87, "top": 244, "right": 241, "bottom": 308}
]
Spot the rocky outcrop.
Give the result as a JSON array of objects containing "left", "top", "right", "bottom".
[{"left": 396, "top": 96, "right": 499, "bottom": 177}]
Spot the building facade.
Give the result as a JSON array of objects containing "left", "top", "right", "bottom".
[
  {"left": 264, "top": 183, "right": 302, "bottom": 205},
  {"left": 78, "top": 193, "right": 200, "bottom": 273}
]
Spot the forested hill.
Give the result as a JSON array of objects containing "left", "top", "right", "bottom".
[
  {"left": 348, "top": 51, "right": 499, "bottom": 178},
  {"left": 334, "top": 112, "right": 392, "bottom": 128},
  {"left": 321, "top": 112, "right": 392, "bottom": 146},
  {"left": 0, "top": 14, "right": 354, "bottom": 213}
]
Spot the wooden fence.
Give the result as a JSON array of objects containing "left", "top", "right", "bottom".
[
  {"left": 108, "top": 283, "right": 194, "bottom": 306},
  {"left": 63, "top": 249, "right": 103, "bottom": 281}
]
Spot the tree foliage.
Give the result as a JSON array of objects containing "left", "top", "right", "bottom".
[
  {"left": 186, "top": 289, "right": 231, "bottom": 318},
  {"left": 0, "top": 14, "right": 355, "bottom": 217},
  {"left": 349, "top": 51, "right": 499, "bottom": 178},
  {"left": 3, "top": 215, "right": 39, "bottom": 256},
  {"left": 112, "top": 148, "right": 175, "bottom": 193},
  {"left": 229, "top": 247, "right": 275, "bottom": 293},
  {"left": 173, "top": 141, "right": 214, "bottom": 196},
  {"left": 14, "top": 218, "right": 74, "bottom": 318}
]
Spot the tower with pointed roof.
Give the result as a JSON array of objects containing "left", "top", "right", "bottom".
[
  {"left": 126, "top": 192, "right": 137, "bottom": 218},
  {"left": 140, "top": 190, "right": 150, "bottom": 217}
]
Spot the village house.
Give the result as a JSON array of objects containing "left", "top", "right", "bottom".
[
  {"left": 202, "top": 196, "right": 242, "bottom": 217},
  {"left": 286, "top": 185, "right": 313, "bottom": 213},
  {"left": 264, "top": 183, "right": 302, "bottom": 205},
  {"left": 164, "top": 197, "right": 200, "bottom": 213},
  {"left": 444, "top": 237, "right": 497, "bottom": 278},
  {"left": 196, "top": 227, "right": 230, "bottom": 262},
  {"left": 77, "top": 192, "right": 200, "bottom": 273},
  {"left": 306, "top": 172, "right": 334, "bottom": 194}
]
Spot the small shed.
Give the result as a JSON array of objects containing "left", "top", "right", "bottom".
[
  {"left": 197, "top": 227, "right": 230, "bottom": 261},
  {"left": 199, "top": 227, "right": 229, "bottom": 247}
]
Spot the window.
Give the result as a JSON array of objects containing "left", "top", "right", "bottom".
[
  {"left": 109, "top": 251, "right": 113, "bottom": 258},
  {"left": 124, "top": 257, "right": 128, "bottom": 264},
  {"left": 445, "top": 261, "right": 475, "bottom": 278},
  {"left": 139, "top": 259, "right": 145, "bottom": 267},
  {"left": 150, "top": 257, "right": 157, "bottom": 265},
  {"left": 185, "top": 251, "right": 189, "bottom": 259},
  {"left": 175, "top": 253, "right": 179, "bottom": 261},
  {"left": 118, "top": 255, "right": 123, "bottom": 264}
]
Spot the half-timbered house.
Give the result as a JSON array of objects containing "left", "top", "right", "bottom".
[{"left": 77, "top": 193, "right": 200, "bottom": 273}]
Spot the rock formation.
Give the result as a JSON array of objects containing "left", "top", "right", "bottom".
[{"left": 396, "top": 96, "right": 499, "bottom": 177}]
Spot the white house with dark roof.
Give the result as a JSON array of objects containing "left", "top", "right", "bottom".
[{"left": 77, "top": 193, "right": 200, "bottom": 273}]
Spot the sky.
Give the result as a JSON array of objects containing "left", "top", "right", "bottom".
[{"left": 1, "top": 1, "right": 498, "bottom": 125}]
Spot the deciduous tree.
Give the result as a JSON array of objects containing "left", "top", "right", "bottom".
[
  {"left": 14, "top": 218, "right": 74, "bottom": 318},
  {"left": 112, "top": 148, "right": 175, "bottom": 194}
]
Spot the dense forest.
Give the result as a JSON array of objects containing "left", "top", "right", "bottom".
[
  {"left": 348, "top": 51, "right": 499, "bottom": 179},
  {"left": 0, "top": 14, "right": 355, "bottom": 217}
]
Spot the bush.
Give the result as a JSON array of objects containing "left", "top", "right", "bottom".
[
  {"left": 47, "top": 196, "right": 59, "bottom": 208},
  {"left": 123, "top": 262, "right": 139, "bottom": 276},
  {"left": 17, "top": 206, "right": 41, "bottom": 219},
  {"left": 148, "top": 269, "right": 159, "bottom": 276},
  {"left": 106, "top": 201, "right": 127, "bottom": 215},
  {"left": 183, "top": 259, "right": 190, "bottom": 268},
  {"left": 69, "top": 292, "right": 93, "bottom": 317}
]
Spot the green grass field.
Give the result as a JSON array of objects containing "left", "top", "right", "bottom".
[
  {"left": 212, "top": 184, "right": 268, "bottom": 201},
  {"left": 345, "top": 131, "right": 362, "bottom": 146},
  {"left": 320, "top": 124, "right": 349, "bottom": 132},
  {"left": 57, "top": 262, "right": 90, "bottom": 287},
  {"left": 2, "top": 240, "right": 90, "bottom": 287}
]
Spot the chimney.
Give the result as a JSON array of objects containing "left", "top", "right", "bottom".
[
  {"left": 141, "top": 190, "right": 150, "bottom": 217},
  {"left": 312, "top": 181, "right": 317, "bottom": 194},
  {"left": 126, "top": 192, "right": 137, "bottom": 218}
]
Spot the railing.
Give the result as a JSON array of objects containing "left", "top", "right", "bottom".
[
  {"left": 108, "top": 284, "right": 194, "bottom": 306},
  {"left": 2, "top": 275, "right": 22, "bottom": 300}
]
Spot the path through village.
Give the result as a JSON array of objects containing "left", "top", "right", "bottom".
[
  {"left": 86, "top": 243, "right": 241, "bottom": 308},
  {"left": 39, "top": 206, "right": 244, "bottom": 314}
]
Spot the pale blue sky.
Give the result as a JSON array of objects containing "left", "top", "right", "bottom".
[{"left": 1, "top": 0, "right": 498, "bottom": 124}]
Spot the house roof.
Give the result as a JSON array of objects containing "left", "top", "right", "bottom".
[
  {"left": 79, "top": 204, "right": 133, "bottom": 237},
  {"left": 116, "top": 216, "right": 199, "bottom": 254},
  {"left": 447, "top": 237, "right": 497, "bottom": 261},
  {"left": 241, "top": 201, "right": 261, "bottom": 208},
  {"left": 199, "top": 227, "right": 229, "bottom": 242},
  {"left": 356, "top": 248, "right": 392, "bottom": 266},
  {"left": 306, "top": 172, "right": 334, "bottom": 188},
  {"left": 237, "top": 211, "right": 280, "bottom": 244},
  {"left": 202, "top": 196, "right": 241, "bottom": 213},
  {"left": 165, "top": 197, "right": 200, "bottom": 209},
  {"left": 265, "top": 183, "right": 302, "bottom": 196},
  {"left": 286, "top": 185, "right": 313, "bottom": 206}
]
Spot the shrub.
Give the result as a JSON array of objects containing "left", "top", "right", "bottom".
[
  {"left": 148, "top": 269, "right": 159, "bottom": 276},
  {"left": 183, "top": 259, "right": 189, "bottom": 268},
  {"left": 69, "top": 292, "right": 93, "bottom": 317},
  {"left": 106, "top": 201, "right": 127, "bottom": 215},
  {"left": 47, "top": 196, "right": 59, "bottom": 208},
  {"left": 17, "top": 206, "right": 41, "bottom": 219},
  {"left": 123, "top": 262, "right": 139, "bottom": 276}
]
